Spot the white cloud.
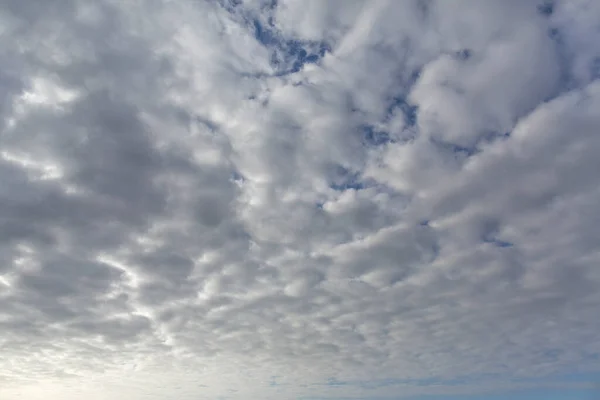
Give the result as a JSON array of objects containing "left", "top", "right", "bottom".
[{"left": 1, "top": 1, "right": 600, "bottom": 399}]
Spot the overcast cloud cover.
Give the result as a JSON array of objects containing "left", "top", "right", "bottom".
[{"left": 1, "top": 0, "right": 600, "bottom": 399}]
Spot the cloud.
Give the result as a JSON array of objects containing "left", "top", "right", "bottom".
[{"left": 1, "top": 0, "right": 600, "bottom": 399}]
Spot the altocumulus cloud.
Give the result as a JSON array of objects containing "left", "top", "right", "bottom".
[{"left": 1, "top": 0, "right": 600, "bottom": 399}]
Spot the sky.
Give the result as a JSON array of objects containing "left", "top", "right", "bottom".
[{"left": 1, "top": 0, "right": 600, "bottom": 399}]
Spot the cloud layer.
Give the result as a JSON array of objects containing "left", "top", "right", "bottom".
[{"left": 1, "top": 0, "right": 600, "bottom": 399}]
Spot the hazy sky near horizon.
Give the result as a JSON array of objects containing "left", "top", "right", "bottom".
[{"left": 1, "top": 0, "right": 600, "bottom": 399}]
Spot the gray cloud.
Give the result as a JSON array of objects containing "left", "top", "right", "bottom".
[{"left": 1, "top": 1, "right": 600, "bottom": 399}]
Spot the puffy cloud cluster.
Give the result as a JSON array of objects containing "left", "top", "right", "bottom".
[{"left": 1, "top": 0, "right": 600, "bottom": 399}]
